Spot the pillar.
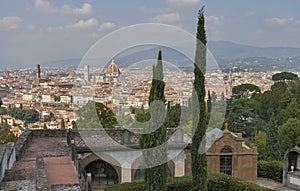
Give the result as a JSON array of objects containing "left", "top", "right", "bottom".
[
  {"left": 174, "top": 161, "right": 185, "bottom": 177},
  {"left": 121, "top": 162, "right": 132, "bottom": 183}
]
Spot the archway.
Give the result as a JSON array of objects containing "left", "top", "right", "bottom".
[{"left": 85, "top": 159, "right": 119, "bottom": 186}]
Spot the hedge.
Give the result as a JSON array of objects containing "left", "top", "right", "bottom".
[
  {"left": 105, "top": 174, "right": 272, "bottom": 191},
  {"left": 258, "top": 160, "right": 283, "bottom": 182}
]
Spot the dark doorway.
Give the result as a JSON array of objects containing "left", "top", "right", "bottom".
[{"left": 85, "top": 159, "right": 119, "bottom": 186}]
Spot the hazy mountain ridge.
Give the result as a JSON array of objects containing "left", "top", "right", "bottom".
[
  {"left": 208, "top": 41, "right": 300, "bottom": 59},
  {"left": 41, "top": 41, "right": 300, "bottom": 72}
]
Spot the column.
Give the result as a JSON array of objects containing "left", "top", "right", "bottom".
[
  {"left": 174, "top": 161, "right": 185, "bottom": 177},
  {"left": 121, "top": 162, "right": 132, "bottom": 183}
]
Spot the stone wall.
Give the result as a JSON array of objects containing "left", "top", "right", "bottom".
[
  {"left": 35, "top": 157, "right": 51, "bottom": 191},
  {"left": 15, "top": 129, "right": 67, "bottom": 161},
  {"left": 14, "top": 130, "right": 32, "bottom": 161}
]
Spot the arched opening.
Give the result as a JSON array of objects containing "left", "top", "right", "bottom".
[
  {"left": 220, "top": 147, "right": 232, "bottom": 175},
  {"left": 288, "top": 151, "right": 300, "bottom": 172},
  {"left": 85, "top": 159, "right": 119, "bottom": 186}
]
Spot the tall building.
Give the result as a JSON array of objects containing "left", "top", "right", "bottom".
[
  {"left": 36, "top": 64, "right": 41, "bottom": 80},
  {"left": 226, "top": 71, "right": 233, "bottom": 98},
  {"left": 84, "top": 65, "right": 89, "bottom": 82}
]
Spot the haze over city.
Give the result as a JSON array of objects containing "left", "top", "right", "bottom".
[{"left": 1, "top": 0, "right": 300, "bottom": 68}]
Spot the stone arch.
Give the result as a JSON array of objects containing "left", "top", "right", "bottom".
[
  {"left": 131, "top": 156, "right": 175, "bottom": 180},
  {"left": 81, "top": 153, "right": 121, "bottom": 184}
]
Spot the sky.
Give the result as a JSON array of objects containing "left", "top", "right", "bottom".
[{"left": 1, "top": 0, "right": 300, "bottom": 68}]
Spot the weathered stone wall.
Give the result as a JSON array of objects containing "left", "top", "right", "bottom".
[
  {"left": 35, "top": 157, "right": 51, "bottom": 191},
  {"left": 14, "top": 130, "right": 32, "bottom": 161},
  {"left": 15, "top": 129, "right": 67, "bottom": 161},
  {"left": 31, "top": 129, "right": 67, "bottom": 137},
  {"left": 3, "top": 168, "right": 35, "bottom": 181}
]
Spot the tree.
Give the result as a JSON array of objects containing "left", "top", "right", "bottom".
[
  {"left": 23, "top": 109, "right": 39, "bottom": 124},
  {"left": 265, "top": 113, "right": 281, "bottom": 161},
  {"left": 76, "top": 101, "right": 118, "bottom": 128},
  {"left": 0, "top": 129, "right": 18, "bottom": 144},
  {"left": 140, "top": 50, "right": 168, "bottom": 191},
  {"left": 232, "top": 83, "right": 260, "bottom": 99},
  {"left": 207, "top": 90, "right": 212, "bottom": 113},
  {"left": 279, "top": 118, "right": 300, "bottom": 155},
  {"left": 43, "top": 123, "right": 47, "bottom": 130},
  {"left": 191, "top": 7, "right": 208, "bottom": 191},
  {"left": 61, "top": 119, "right": 65, "bottom": 129},
  {"left": 272, "top": 72, "right": 298, "bottom": 81},
  {"left": 254, "top": 131, "right": 266, "bottom": 161},
  {"left": 71, "top": 121, "right": 77, "bottom": 129},
  {"left": 54, "top": 95, "right": 60, "bottom": 102}
]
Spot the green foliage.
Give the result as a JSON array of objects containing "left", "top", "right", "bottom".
[
  {"left": 0, "top": 129, "right": 18, "bottom": 143},
  {"left": 254, "top": 131, "right": 266, "bottom": 160},
  {"left": 105, "top": 174, "right": 272, "bottom": 191},
  {"left": 54, "top": 95, "right": 61, "bottom": 102},
  {"left": 76, "top": 101, "right": 118, "bottom": 128},
  {"left": 232, "top": 83, "right": 260, "bottom": 99},
  {"left": 224, "top": 98, "right": 263, "bottom": 139},
  {"left": 272, "top": 72, "right": 298, "bottom": 81},
  {"left": 7, "top": 108, "right": 39, "bottom": 124},
  {"left": 140, "top": 50, "right": 168, "bottom": 191},
  {"left": 207, "top": 90, "right": 212, "bottom": 113},
  {"left": 0, "top": 107, "right": 7, "bottom": 115},
  {"left": 31, "top": 125, "right": 39, "bottom": 129},
  {"left": 191, "top": 7, "right": 208, "bottom": 191},
  {"left": 60, "top": 118, "right": 65, "bottom": 129},
  {"left": 265, "top": 113, "right": 281, "bottom": 161},
  {"left": 278, "top": 118, "right": 300, "bottom": 155},
  {"left": 257, "top": 160, "right": 283, "bottom": 182},
  {"left": 43, "top": 123, "right": 47, "bottom": 129},
  {"left": 71, "top": 121, "right": 77, "bottom": 129}
]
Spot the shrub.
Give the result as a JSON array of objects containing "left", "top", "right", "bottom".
[
  {"left": 258, "top": 160, "right": 283, "bottom": 182},
  {"left": 105, "top": 174, "right": 272, "bottom": 191}
]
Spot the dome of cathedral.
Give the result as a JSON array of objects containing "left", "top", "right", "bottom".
[
  {"left": 106, "top": 59, "right": 120, "bottom": 74},
  {"left": 68, "top": 70, "right": 76, "bottom": 77}
]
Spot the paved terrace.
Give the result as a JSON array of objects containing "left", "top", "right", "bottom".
[{"left": 0, "top": 130, "right": 80, "bottom": 191}]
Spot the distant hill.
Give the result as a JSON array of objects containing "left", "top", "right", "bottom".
[
  {"left": 40, "top": 41, "right": 300, "bottom": 72},
  {"left": 208, "top": 41, "right": 300, "bottom": 59}
]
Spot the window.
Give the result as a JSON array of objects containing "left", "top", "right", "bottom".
[{"left": 220, "top": 147, "right": 232, "bottom": 175}]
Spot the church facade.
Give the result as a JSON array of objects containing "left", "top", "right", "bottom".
[{"left": 67, "top": 127, "right": 258, "bottom": 189}]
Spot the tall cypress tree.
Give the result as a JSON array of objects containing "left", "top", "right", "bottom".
[
  {"left": 207, "top": 90, "right": 212, "bottom": 113},
  {"left": 191, "top": 7, "right": 208, "bottom": 191},
  {"left": 265, "top": 113, "right": 281, "bottom": 161},
  {"left": 140, "top": 50, "right": 168, "bottom": 191}
]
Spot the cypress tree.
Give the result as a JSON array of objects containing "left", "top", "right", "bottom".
[
  {"left": 191, "top": 7, "right": 208, "bottom": 191},
  {"left": 61, "top": 118, "right": 65, "bottom": 129},
  {"left": 140, "top": 50, "right": 168, "bottom": 191},
  {"left": 207, "top": 90, "right": 211, "bottom": 113},
  {"left": 265, "top": 113, "right": 281, "bottom": 161}
]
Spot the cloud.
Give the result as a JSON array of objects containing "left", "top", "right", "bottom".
[
  {"left": 166, "top": 0, "right": 200, "bottom": 7},
  {"left": 62, "top": 3, "right": 92, "bottom": 15},
  {"left": 0, "top": 16, "right": 22, "bottom": 30},
  {"left": 149, "top": 13, "right": 180, "bottom": 23},
  {"left": 265, "top": 17, "right": 294, "bottom": 25},
  {"left": 98, "top": 22, "right": 116, "bottom": 32},
  {"left": 206, "top": 15, "right": 224, "bottom": 25},
  {"left": 34, "top": 0, "right": 92, "bottom": 15},
  {"left": 67, "top": 18, "right": 98, "bottom": 30}
]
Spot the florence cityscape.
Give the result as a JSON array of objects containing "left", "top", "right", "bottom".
[{"left": 0, "top": 0, "right": 300, "bottom": 191}]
